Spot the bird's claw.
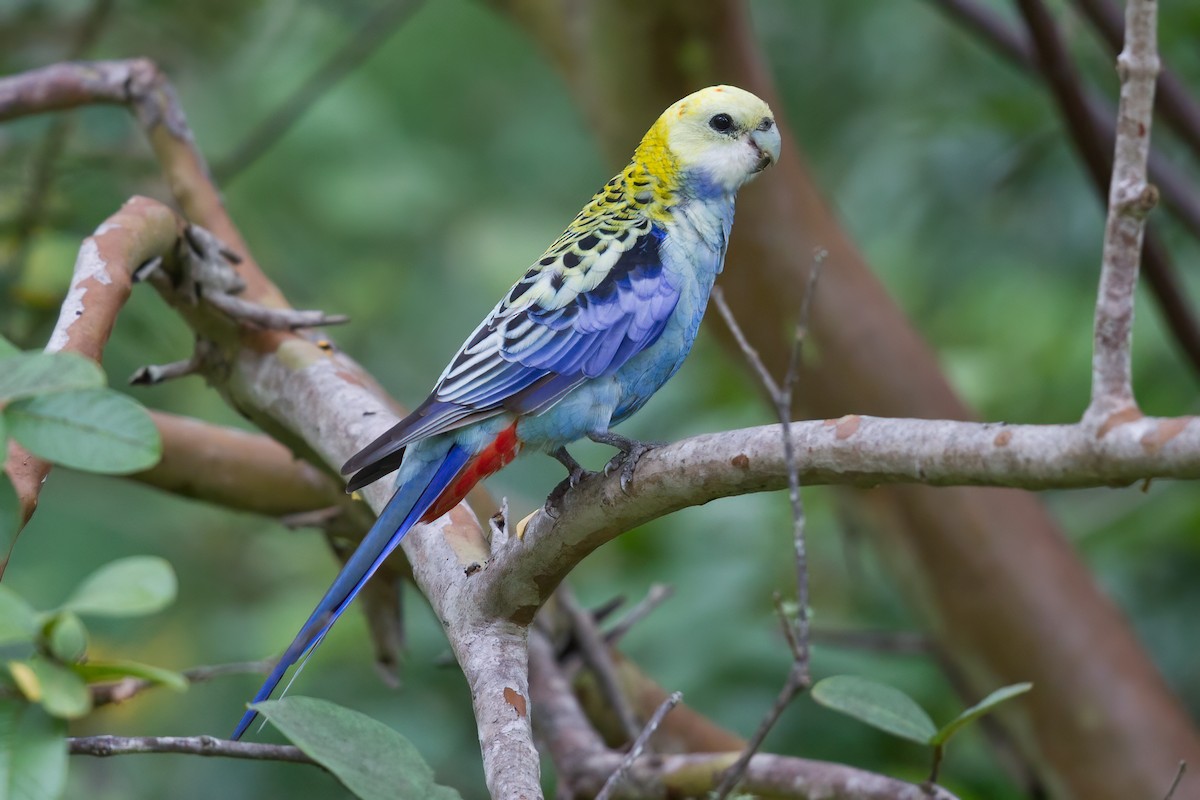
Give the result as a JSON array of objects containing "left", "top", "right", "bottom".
[
  {"left": 543, "top": 465, "right": 597, "bottom": 517},
  {"left": 603, "top": 440, "right": 658, "bottom": 494}
]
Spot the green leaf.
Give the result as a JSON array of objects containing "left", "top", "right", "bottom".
[
  {"left": 812, "top": 675, "right": 938, "bottom": 745},
  {"left": 73, "top": 660, "right": 187, "bottom": 692},
  {"left": 62, "top": 556, "right": 176, "bottom": 618},
  {"left": 0, "top": 336, "right": 19, "bottom": 360},
  {"left": 0, "top": 472, "right": 19, "bottom": 566},
  {"left": 0, "top": 585, "right": 37, "bottom": 647},
  {"left": 39, "top": 613, "right": 87, "bottom": 664},
  {"left": 0, "top": 699, "right": 68, "bottom": 800},
  {"left": 931, "top": 682, "right": 1033, "bottom": 747},
  {"left": 253, "top": 697, "right": 463, "bottom": 800},
  {"left": 0, "top": 352, "right": 104, "bottom": 403},
  {"left": 20, "top": 658, "right": 90, "bottom": 719},
  {"left": 5, "top": 389, "right": 161, "bottom": 474}
]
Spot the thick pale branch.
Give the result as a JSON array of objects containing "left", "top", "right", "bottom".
[
  {"left": 2, "top": 196, "right": 180, "bottom": 574},
  {"left": 486, "top": 413, "right": 1200, "bottom": 620},
  {"left": 208, "top": 333, "right": 538, "bottom": 799},
  {"left": 132, "top": 411, "right": 349, "bottom": 516}
]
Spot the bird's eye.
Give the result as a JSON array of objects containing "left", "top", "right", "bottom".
[{"left": 709, "top": 113, "right": 734, "bottom": 133}]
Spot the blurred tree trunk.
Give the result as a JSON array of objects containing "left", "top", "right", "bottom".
[{"left": 493, "top": 1, "right": 1200, "bottom": 797}]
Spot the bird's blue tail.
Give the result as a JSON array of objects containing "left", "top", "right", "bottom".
[{"left": 232, "top": 444, "right": 471, "bottom": 739}]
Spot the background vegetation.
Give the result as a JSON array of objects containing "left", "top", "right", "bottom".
[{"left": 2, "top": 1, "right": 1198, "bottom": 798}]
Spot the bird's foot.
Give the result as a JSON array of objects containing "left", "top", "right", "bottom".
[
  {"left": 544, "top": 447, "right": 598, "bottom": 517},
  {"left": 588, "top": 431, "right": 662, "bottom": 494}
]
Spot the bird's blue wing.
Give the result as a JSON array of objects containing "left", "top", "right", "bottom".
[{"left": 342, "top": 225, "right": 679, "bottom": 486}]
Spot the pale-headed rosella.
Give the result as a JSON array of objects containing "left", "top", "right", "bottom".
[{"left": 233, "top": 85, "right": 780, "bottom": 739}]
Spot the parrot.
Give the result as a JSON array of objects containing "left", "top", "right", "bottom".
[{"left": 232, "top": 85, "right": 779, "bottom": 739}]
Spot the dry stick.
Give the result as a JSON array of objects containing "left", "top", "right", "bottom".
[
  {"left": 68, "top": 736, "right": 312, "bottom": 763},
  {"left": 603, "top": 584, "right": 674, "bottom": 646},
  {"left": 925, "top": 0, "right": 1200, "bottom": 378},
  {"left": 4, "top": 0, "right": 115, "bottom": 297},
  {"left": 558, "top": 585, "right": 641, "bottom": 742},
  {"left": 1078, "top": 0, "right": 1160, "bottom": 421},
  {"left": 0, "top": 63, "right": 538, "bottom": 796},
  {"left": 1, "top": 196, "right": 180, "bottom": 575},
  {"left": 212, "top": 0, "right": 425, "bottom": 184},
  {"left": 811, "top": 628, "right": 934, "bottom": 656},
  {"left": 593, "top": 691, "right": 682, "bottom": 800},
  {"left": 1072, "top": 0, "right": 1200, "bottom": 158},
  {"left": 1163, "top": 761, "right": 1187, "bottom": 800},
  {"left": 708, "top": 254, "right": 823, "bottom": 799},
  {"left": 93, "top": 659, "right": 274, "bottom": 707}
]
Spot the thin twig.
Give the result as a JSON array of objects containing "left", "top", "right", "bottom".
[
  {"left": 213, "top": 0, "right": 425, "bottom": 184},
  {"left": 204, "top": 292, "right": 350, "bottom": 331},
  {"left": 712, "top": 662, "right": 810, "bottom": 799},
  {"left": 709, "top": 255, "right": 823, "bottom": 799},
  {"left": 594, "top": 691, "right": 682, "bottom": 800},
  {"left": 711, "top": 286, "right": 780, "bottom": 397},
  {"left": 1163, "top": 761, "right": 1187, "bottom": 800},
  {"left": 559, "top": 584, "right": 641, "bottom": 742},
  {"left": 1071, "top": 0, "right": 1200, "bottom": 158},
  {"left": 93, "top": 659, "right": 274, "bottom": 707},
  {"left": 811, "top": 628, "right": 934, "bottom": 656},
  {"left": 278, "top": 506, "right": 345, "bottom": 530},
  {"left": 925, "top": 0, "right": 1200, "bottom": 378},
  {"left": 1075, "top": 0, "right": 1159, "bottom": 422},
  {"left": 603, "top": 584, "right": 674, "bottom": 646},
  {"left": 68, "top": 735, "right": 312, "bottom": 763},
  {"left": 129, "top": 354, "right": 203, "bottom": 385},
  {"left": 3, "top": 0, "right": 115, "bottom": 298},
  {"left": 778, "top": 251, "right": 825, "bottom": 674}
]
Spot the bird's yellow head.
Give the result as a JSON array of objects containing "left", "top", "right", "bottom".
[{"left": 635, "top": 85, "right": 780, "bottom": 197}]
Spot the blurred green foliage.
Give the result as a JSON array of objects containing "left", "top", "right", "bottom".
[{"left": 1, "top": 1, "right": 1199, "bottom": 798}]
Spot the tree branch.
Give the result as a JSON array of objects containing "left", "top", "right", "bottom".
[
  {"left": 490, "top": 412, "right": 1200, "bottom": 620},
  {"left": 1071, "top": 0, "right": 1200, "bottom": 158},
  {"left": 927, "top": 0, "right": 1200, "bottom": 377},
  {"left": 68, "top": 735, "right": 312, "bottom": 763},
  {"left": 1, "top": 196, "right": 181, "bottom": 575},
  {"left": 92, "top": 660, "right": 273, "bottom": 707},
  {"left": 1082, "top": 0, "right": 1160, "bottom": 422},
  {"left": 212, "top": 0, "right": 425, "bottom": 184},
  {"left": 132, "top": 411, "right": 351, "bottom": 516},
  {"left": 528, "top": 630, "right": 952, "bottom": 800}
]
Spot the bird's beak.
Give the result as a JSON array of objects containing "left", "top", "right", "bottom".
[{"left": 749, "top": 121, "right": 781, "bottom": 172}]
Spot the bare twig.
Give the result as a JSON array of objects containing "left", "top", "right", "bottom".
[
  {"left": 603, "top": 584, "right": 673, "bottom": 646},
  {"left": 204, "top": 291, "right": 350, "bottom": 331},
  {"left": 1, "top": 197, "right": 180, "bottom": 575},
  {"left": 1071, "top": 0, "right": 1200, "bottom": 158},
  {"left": 811, "top": 628, "right": 934, "bottom": 656},
  {"left": 528, "top": 629, "right": 949, "bottom": 800},
  {"left": 558, "top": 584, "right": 641, "bottom": 743},
  {"left": 93, "top": 660, "right": 274, "bottom": 707},
  {"left": 709, "top": 255, "right": 823, "bottom": 798},
  {"left": 1163, "top": 761, "right": 1187, "bottom": 800},
  {"left": 1077, "top": 0, "right": 1160, "bottom": 423},
  {"left": 713, "top": 662, "right": 810, "bottom": 800},
  {"left": 68, "top": 735, "right": 312, "bottom": 763},
  {"left": 594, "top": 691, "right": 682, "bottom": 800},
  {"left": 213, "top": 0, "right": 425, "bottom": 183},
  {"left": 926, "top": 0, "right": 1200, "bottom": 377},
  {"left": 129, "top": 354, "right": 203, "bottom": 385},
  {"left": 3, "top": 0, "right": 115, "bottom": 298}
]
